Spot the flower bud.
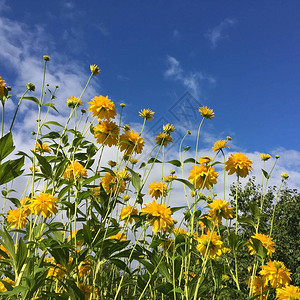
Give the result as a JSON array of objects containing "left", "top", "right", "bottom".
[
  {"left": 43, "top": 55, "right": 50, "bottom": 61},
  {"left": 26, "top": 82, "right": 35, "bottom": 91}
]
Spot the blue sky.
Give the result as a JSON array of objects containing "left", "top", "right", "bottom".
[{"left": 1, "top": 0, "right": 300, "bottom": 190}]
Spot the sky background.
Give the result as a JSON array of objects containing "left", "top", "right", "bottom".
[{"left": 1, "top": 0, "right": 300, "bottom": 200}]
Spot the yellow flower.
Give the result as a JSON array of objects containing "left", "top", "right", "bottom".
[
  {"left": 140, "top": 200, "right": 174, "bottom": 233},
  {"left": 78, "top": 259, "right": 92, "bottom": 277},
  {"left": 34, "top": 143, "right": 51, "bottom": 154},
  {"left": 154, "top": 132, "right": 173, "bottom": 147},
  {"left": 139, "top": 109, "right": 154, "bottom": 121},
  {"left": 109, "top": 232, "right": 127, "bottom": 241},
  {"left": 259, "top": 260, "right": 291, "bottom": 288},
  {"left": 44, "top": 257, "right": 66, "bottom": 279},
  {"left": 225, "top": 153, "right": 252, "bottom": 178},
  {"left": 248, "top": 233, "right": 275, "bottom": 257},
  {"left": 163, "top": 174, "right": 177, "bottom": 183},
  {"left": 63, "top": 161, "right": 87, "bottom": 180},
  {"left": 93, "top": 120, "right": 119, "bottom": 147},
  {"left": 90, "top": 64, "right": 100, "bottom": 75},
  {"left": 119, "top": 129, "right": 145, "bottom": 155},
  {"left": 148, "top": 181, "right": 168, "bottom": 199},
  {"left": 208, "top": 199, "right": 234, "bottom": 222},
  {"left": 78, "top": 283, "right": 92, "bottom": 300},
  {"left": 129, "top": 158, "right": 138, "bottom": 165},
  {"left": 276, "top": 285, "right": 300, "bottom": 300},
  {"left": 88, "top": 95, "right": 116, "bottom": 121},
  {"left": 196, "top": 230, "right": 223, "bottom": 259},
  {"left": 199, "top": 106, "right": 214, "bottom": 119},
  {"left": 198, "top": 156, "right": 213, "bottom": 164},
  {"left": 188, "top": 164, "right": 218, "bottom": 190},
  {"left": 281, "top": 173, "right": 289, "bottom": 180},
  {"left": 67, "top": 96, "right": 82, "bottom": 108},
  {"left": 119, "top": 205, "right": 138, "bottom": 224},
  {"left": 107, "top": 160, "right": 117, "bottom": 168},
  {"left": 43, "top": 55, "right": 50, "bottom": 61},
  {"left": 163, "top": 123, "right": 175, "bottom": 134},
  {"left": 0, "top": 76, "right": 6, "bottom": 97},
  {"left": 222, "top": 275, "right": 230, "bottom": 281},
  {"left": 246, "top": 276, "right": 268, "bottom": 299},
  {"left": 101, "top": 170, "right": 126, "bottom": 194},
  {"left": 260, "top": 153, "right": 271, "bottom": 161},
  {"left": 183, "top": 272, "right": 197, "bottom": 282},
  {"left": 173, "top": 227, "right": 187, "bottom": 236},
  {"left": 7, "top": 208, "right": 28, "bottom": 229},
  {"left": 29, "top": 193, "right": 58, "bottom": 218},
  {"left": 212, "top": 140, "right": 229, "bottom": 152},
  {"left": 222, "top": 247, "right": 231, "bottom": 254},
  {"left": 0, "top": 277, "right": 15, "bottom": 292}
]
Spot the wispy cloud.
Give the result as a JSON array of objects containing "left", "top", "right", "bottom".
[
  {"left": 205, "top": 18, "right": 237, "bottom": 49},
  {"left": 95, "top": 23, "right": 109, "bottom": 36},
  {"left": 164, "top": 56, "right": 216, "bottom": 98},
  {"left": 172, "top": 29, "right": 180, "bottom": 38}
]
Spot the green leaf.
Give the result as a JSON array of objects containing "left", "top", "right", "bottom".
[
  {"left": 81, "top": 175, "right": 100, "bottom": 186},
  {"left": 249, "top": 203, "right": 261, "bottom": 219},
  {"left": 238, "top": 217, "right": 256, "bottom": 229},
  {"left": 183, "top": 158, "right": 197, "bottom": 164},
  {"left": 22, "top": 96, "right": 40, "bottom": 105},
  {"left": 129, "top": 168, "right": 142, "bottom": 193},
  {"left": 0, "top": 229, "right": 16, "bottom": 263},
  {"left": 0, "top": 132, "right": 14, "bottom": 161},
  {"left": 173, "top": 178, "right": 195, "bottom": 191},
  {"left": 16, "top": 238, "right": 28, "bottom": 273},
  {"left": 0, "top": 157, "right": 24, "bottom": 185},
  {"left": 166, "top": 160, "right": 181, "bottom": 167},
  {"left": 262, "top": 169, "right": 270, "bottom": 179},
  {"left": 228, "top": 231, "right": 238, "bottom": 251},
  {"left": 32, "top": 152, "right": 52, "bottom": 178},
  {"left": 250, "top": 237, "right": 267, "bottom": 259},
  {"left": 44, "top": 121, "right": 63, "bottom": 127}
]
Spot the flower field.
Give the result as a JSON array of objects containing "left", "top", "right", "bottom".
[{"left": 0, "top": 57, "right": 299, "bottom": 299}]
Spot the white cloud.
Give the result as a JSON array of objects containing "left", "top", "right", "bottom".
[
  {"left": 164, "top": 56, "right": 215, "bottom": 98},
  {"left": 173, "top": 29, "right": 180, "bottom": 38},
  {"left": 205, "top": 18, "right": 237, "bottom": 49}
]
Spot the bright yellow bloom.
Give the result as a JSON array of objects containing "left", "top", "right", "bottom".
[
  {"left": 101, "top": 170, "right": 126, "bottom": 194},
  {"left": 281, "top": 173, "right": 289, "bottom": 180},
  {"left": 119, "top": 129, "right": 145, "bottom": 155},
  {"left": 90, "top": 64, "right": 100, "bottom": 75},
  {"left": 88, "top": 95, "right": 116, "bottom": 121},
  {"left": 248, "top": 233, "right": 275, "bottom": 257},
  {"left": 276, "top": 285, "right": 300, "bottom": 299},
  {"left": 119, "top": 205, "right": 138, "bottom": 224},
  {"left": 7, "top": 208, "right": 28, "bottom": 229},
  {"left": 199, "top": 106, "right": 214, "bottom": 119},
  {"left": 20, "top": 197, "right": 31, "bottom": 215},
  {"left": 109, "top": 232, "right": 127, "bottom": 241},
  {"left": 78, "top": 283, "right": 92, "bottom": 300},
  {"left": 222, "top": 247, "right": 231, "bottom": 254},
  {"left": 222, "top": 275, "right": 230, "bottom": 281},
  {"left": 163, "top": 123, "right": 175, "bottom": 134},
  {"left": 148, "top": 181, "right": 168, "bottom": 199},
  {"left": 129, "top": 158, "right": 138, "bottom": 165},
  {"left": 225, "top": 153, "right": 252, "bottom": 178},
  {"left": 212, "top": 140, "right": 229, "bottom": 152},
  {"left": 163, "top": 174, "right": 177, "bottom": 183},
  {"left": 78, "top": 259, "right": 92, "bottom": 277},
  {"left": 173, "top": 227, "right": 187, "bottom": 236},
  {"left": 260, "top": 153, "right": 271, "bottom": 161},
  {"left": 183, "top": 272, "right": 197, "bottom": 282},
  {"left": 44, "top": 257, "right": 66, "bottom": 279},
  {"left": 208, "top": 199, "right": 234, "bottom": 222},
  {"left": 140, "top": 200, "right": 174, "bottom": 233},
  {"left": 63, "top": 161, "right": 87, "bottom": 180},
  {"left": 67, "top": 96, "right": 82, "bottom": 108},
  {"left": 0, "top": 278, "right": 15, "bottom": 292},
  {"left": 246, "top": 276, "right": 268, "bottom": 300},
  {"left": 196, "top": 230, "right": 223, "bottom": 259},
  {"left": 259, "top": 261, "right": 291, "bottom": 288},
  {"left": 0, "top": 76, "right": 6, "bottom": 97},
  {"left": 139, "top": 109, "right": 154, "bottom": 121},
  {"left": 34, "top": 143, "right": 51, "bottom": 154},
  {"left": 154, "top": 132, "right": 173, "bottom": 147},
  {"left": 198, "top": 156, "right": 213, "bottom": 164},
  {"left": 93, "top": 120, "right": 119, "bottom": 147},
  {"left": 29, "top": 193, "right": 58, "bottom": 218},
  {"left": 188, "top": 164, "right": 218, "bottom": 190}
]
